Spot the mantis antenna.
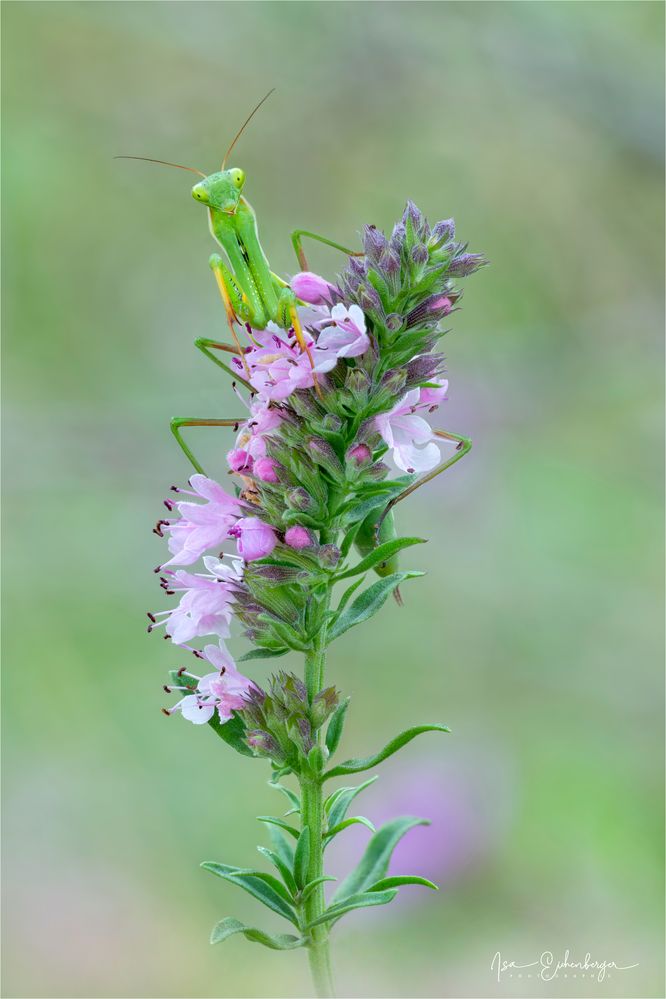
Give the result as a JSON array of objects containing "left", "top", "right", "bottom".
[
  {"left": 221, "top": 88, "right": 276, "bottom": 170},
  {"left": 114, "top": 156, "right": 206, "bottom": 177}
]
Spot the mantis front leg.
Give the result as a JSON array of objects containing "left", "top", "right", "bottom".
[
  {"left": 376, "top": 429, "right": 473, "bottom": 540},
  {"left": 291, "top": 229, "right": 364, "bottom": 272},
  {"left": 170, "top": 417, "right": 244, "bottom": 474}
]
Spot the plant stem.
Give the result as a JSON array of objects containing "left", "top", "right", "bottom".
[{"left": 301, "top": 621, "right": 335, "bottom": 998}]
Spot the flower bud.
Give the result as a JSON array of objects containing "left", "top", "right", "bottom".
[
  {"left": 448, "top": 252, "right": 486, "bottom": 276},
  {"left": 310, "top": 686, "right": 340, "bottom": 729},
  {"left": 290, "top": 271, "right": 336, "bottom": 305},
  {"left": 411, "top": 243, "right": 429, "bottom": 265},
  {"left": 246, "top": 729, "right": 284, "bottom": 762},
  {"left": 318, "top": 544, "right": 341, "bottom": 569},
  {"left": 284, "top": 525, "right": 313, "bottom": 549},
  {"left": 357, "top": 283, "right": 383, "bottom": 313},
  {"left": 308, "top": 438, "right": 344, "bottom": 478},
  {"left": 286, "top": 487, "right": 314, "bottom": 511},
  {"left": 430, "top": 218, "right": 455, "bottom": 247},
  {"left": 346, "top": 442, "right": 372, "bottom": 468},
  {"left": 363, "top": 224, "right": 389, "bottom": 263},
  {"left": 253, "top": 456, "right": 279, "bottom": 483}
]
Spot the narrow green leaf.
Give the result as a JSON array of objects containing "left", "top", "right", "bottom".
[
  {"left": 325, "top": 815, "right": 375, "bottom": 842},
  {"left": 335, "top": 577, "right": 366, "bottom": 614},
  {"left": 336, "top": 537, "right": 426, "bottom": 579},
  {"left": 369, "top": 875, "right": 438, "bottom": 892},
  {"left": 325, "top": 776, "right": 377, "bottom": 827},
  {"left": 265, "top": 822, "right": 295, "bottom": 868},
  {"left": 210, "top": 917, "right": 305, "bottom": 950},
  {"left": 304, "top": 889, "right": 398, "bottom": 929},
  {"left": 237, "top": 647, "right": 289, "bottom": 663},
  {"left": 293, "top": 828, "right": 311, "bottom": 890},
  {"left": 324, "top": 724, "right": 450, "bottom": 780},
  {"left": 300, "top": 875, "right": 337, "bottom": 903},
  {"left": 256, "top": 846, "right": 298, "bottom": 897},
  {"left": 268, "top": 780, "right": 301, "bottom": 815},
  {"left": 331, "top": 817, "right": 428, "bottom": 903},
  {"left": 265, "top": 619, "right": 311, "bottom": 652},
  {"left": 257, "top": 816, "right": 301, "bottom": 840},
  {"left": 325, "top": 697, "right": 350, "bottom": 757},
  {"left": 201, "top": 862, "right": 298, "bottom": 924},
  {"left": 327, "top": 572, "right": 425, "bottom": 642}
]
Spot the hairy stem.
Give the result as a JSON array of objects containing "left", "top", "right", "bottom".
[{"left": 301, "top": 619, "right": 335, "bottom": 997}]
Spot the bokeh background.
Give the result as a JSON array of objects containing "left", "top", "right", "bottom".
[{"left": 2, "top": 2, "right": 664, "bottom": 997}]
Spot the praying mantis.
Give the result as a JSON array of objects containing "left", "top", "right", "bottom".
[{"left": 119, "top": 91, "right": 471, "bottom": 559}]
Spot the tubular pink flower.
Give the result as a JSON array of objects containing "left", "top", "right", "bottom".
[
  {"left": 375, "top": 388, "right": 445, "bottom": 474},
  {"left": 237, "top": 328, "right": 319, "bottom": 402},
  {"left": 160, "top": 475, "right": 244, "bottom": 567},
  {"left": 168, "top": 643, "right": 254, "bottom": 724},
  {"left": 227, "top": 448, "right": 252, "bottom": 473},
  {"left": 229, "top": 516, "right": 278, "bottom": 561},
  {"left": 314, "top": 303, "right": 370, "bottom": 363},
  {"left": 418, "top": 377, "right": 449, "bottom": 409},
  {"left": 291, "top": 271, "right": 337, "bottom": 305},
  {"left": 150, "top": 556, "right": 244, "bottom": 644}
]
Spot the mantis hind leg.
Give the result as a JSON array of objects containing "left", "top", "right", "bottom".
[
  {"left": 194, "top": 337, "right": 252, "bottom": 390},
  {"left": 170, "top": 417, "right": 244, "bottom": 475},
  {"left": 376, "top": 429, "right": 472, "bottom": 541},
  {"left": 291, "top": 229, "right": 364, "bottom": 272}
]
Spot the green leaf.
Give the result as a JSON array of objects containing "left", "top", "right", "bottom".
[
  {"left": 237, "top": 647, "right": 289, "bottom": 663},
  {"left": 331, "top": 817, "right": 428, "bottom": 903},
  {"left": 201, "top": 863, "right": 298, "bottom": 924},
  {"left": 324, "top": 724, "right": 450, "bottom": 780},
  {"left": 327, "top": 572, "right": 424, "bottom": 642},
  {"left": 304, "top": 889, "right": 398, "bottom": 929},
  {"left": 268, "top": 780, "right": 301, "bottom": 815},
  {"left": 265, "top": 822, "right": 295, "bottom": 868},
  {"left": 325, "top": 697, "right": 350, "bottom": 757},
  {"left": 262, "top": 618, "right": 311, "bottom": 652},
  {"left": 293, "top": 828, "right": 310, "bottom": 890},
  {"left": 336, "top": 537, "right": 426, "bottom": 579},
  {"left": 256, "top": 846, "right": 298, "bottom": 897},
  {"left": 324, "top": 815, "right": 375, "bottom": 842},
  {"left": 325, "top": 776, "right": 377, "bottom": 827},
  {"left": 210, "top": 917, "right": 305, "bottom": 950},
  {"left": 369, "top": 875, "right": 438, "bottom": 892},
  {"left": 300, "top": 875, "right": 337, "bottom": 903},
  {"left": 335, "top": 578, "right": 366, "bottom": 614},
  {"left": 257, "top": 816, "right": 301, "bottom": 840}
]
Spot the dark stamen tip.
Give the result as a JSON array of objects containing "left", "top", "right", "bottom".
[
  {"left": 163, "top": 685, "right": 171, "bottom": 693},
  {"left": 161, "top": 708, "right": 171, "bottom": 717},
  {"left": 147, "top": 612, "right": 156, "bottom": 622}
]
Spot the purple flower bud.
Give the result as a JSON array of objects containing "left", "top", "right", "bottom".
[
  {"left": 390, "top": 222, "right": 406, "bottom": 254},
  {"left": 291, "top": 271, "right": 337, "bottom": 305},
  {"left": 363, "top": 224, "right": 389, "bottom": 263},
  {"left": 246, "top": 729, "right": 283, "bottom": 760},
  {"left": 308, "top": 438, "right": 343, "bottom": 477},
  {"left": 411, "top": 243, "right": 429, "bottom": 265},
  {"left": 318, "top": 545, "right": 341, "bottom": 568},
  {"left": 448, "top": 252, "right": 486, "bottom": 276},
  {"left": 286, "top": 487, "right": 314, "bottom": 511},
  {"left": 347, "top": 442, "right": 372, "bottom": 467},
  {"left": 253, "top": 456, "right": 279, "bottom": 483},
  {"left": 357, "top": 283, "right": 382, "bottom": 313},
  {"left": 385, "top": 313, "right": 404, "bottom": 333},
  {"left": 349, "top": 257, "right": 368, "bottom": 279},
  {"left": 403, "top": 200, "right": 422, "bottom": 230},
  {"left": 430, "top": 218, "right": 455, "bottom": 246},
  {"left": 285, "top": 525, "right": 313, "bottom": 549}
]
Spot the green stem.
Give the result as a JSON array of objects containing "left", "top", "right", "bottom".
[{"left": 301, "top": 623, "right": 335, "bottom": 998}]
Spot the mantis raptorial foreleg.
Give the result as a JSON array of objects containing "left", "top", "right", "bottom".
[
  {"left": 375, "top": 429, "right": 473, "bottom": 540},
  {"left": 291, "top": 229, "right": 364, "bottom": 272},
  {"left": 170, "top": 417, "right": 244, "bottom": 475}
]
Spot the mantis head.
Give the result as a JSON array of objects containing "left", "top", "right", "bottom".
[{"left": 191, "top": 168, "right": 245, "bottom": 214}]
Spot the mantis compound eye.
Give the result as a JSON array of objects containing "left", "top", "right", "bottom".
[
  {"left": 229, "top": 168, "right": 245, "bottom": 189},
  {"left": 191, "top": 182, "right": 210, "bottom": 204}
]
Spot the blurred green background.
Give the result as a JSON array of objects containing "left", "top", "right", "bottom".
[{"left": 2, "top": 2, "right": 664, "bottom": 997}]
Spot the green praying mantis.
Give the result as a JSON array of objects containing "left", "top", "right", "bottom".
[{"left": 119, "top": 91, "right": 471, "bottom": 565}]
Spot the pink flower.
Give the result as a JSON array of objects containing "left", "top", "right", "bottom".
[
  {"left": 150, "top": 556, "right": 244, "bottom": 644},
  {"left": 160, "top": 475, "right": 243, "bottom": 567},
  {"left": 284, "top": 525, "right": 312, "bottom": 549},
  {"left": 291, "top": 271, "right": 337, "bottom": 305},
  {"left": 229, "top": 516, "right": 277, "bottom": 561},
  {"left": 238, "top": 328, "right": 319, "bottom": 402},
  {"left": 167, "top": 644, "right": 253, "bottom": 724},
  {"left": 314, "top": 303, "right": 370, "bottom": 364},
  {"left": 226, "top": 448, "right": 252, "bottom": 473},
  {"left": 376, "top": 388, "right": 444, "bottom": 473}
]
